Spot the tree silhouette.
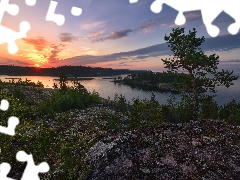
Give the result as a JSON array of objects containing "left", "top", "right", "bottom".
[{"left": 162, "top": 27, "right": 238, "bottom": 121}]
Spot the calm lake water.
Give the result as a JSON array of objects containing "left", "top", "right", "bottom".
[{"left": 1, "top": 73, "right": 240, "bottom": 106}]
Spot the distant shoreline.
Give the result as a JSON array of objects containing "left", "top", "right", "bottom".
[{"left": 0, "top": 65, "right": 148, "bottom": 77}]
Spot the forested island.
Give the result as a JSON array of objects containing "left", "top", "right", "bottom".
[
  {"left": 0, "top": 65, "right": 147, "bottom": 77},
  {"left": 113, "top": 71, "right": 187, "bottom": 93}
]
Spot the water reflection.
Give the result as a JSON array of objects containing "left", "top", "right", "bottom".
[{"left": 0, "top": 74, "right": 239, "bottom": 106}]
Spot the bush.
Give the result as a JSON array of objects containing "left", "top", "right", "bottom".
[
  {"left": 113, "top": 94, "right": 128, "bottom": 115},
  {"left": 199, "top": 95, "right": 219, "bottom": 120},
  {"left": 161, "top": 94, "right": 194, "bottom": 123},
  {"left": 0, "top": 88, "right": 31, "bottom": 121},
  {"left": 129, "top": 96, "right": 164, "bottom": 127},
  {"left": 37, "top": 85, "right": 101, "bottom": 117},
  {"left": 219, "top": 100, "right": 240, "bottom": 125}
]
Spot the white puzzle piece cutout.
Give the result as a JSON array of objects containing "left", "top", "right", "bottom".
[
  {"left": 129, "top": 0, "right": 138, "bottom": 3},
  {"left": 46, "top": 0, "right": 65, "bottom": 26},
  {"left": 0, "top": 116, "right": 19, "bottom": 136},
  {"left": 0, "top": 0, "right": 33, "bottom": 54},
  {"left": 0, "top": 21, "right": 30, "bottom": 54},
  {"left": 16, "top": 151, "right": 50, "bottom": 180},
  {"left": 71, "top": 6, "right": 82, "bottom": 16},
  {"left": 25, "top": 0, "right": 37, "bottom": 6},
  {"left": 46, "top": 0, "right": 82, "bottom": 26},
  {"left": 0, "top": 99, "right": 9, "bottom": 111},
  {"left": 0, "top": 99, "right": 19, "bottom": 136},
  {"left": 0, "top": 0, "right": 19, "bottom": 23},
  {"left": 130, "top": 0, "right": 240, "bottom": 37},
  {"left": 0, "top": 163, "right": 15, "bottom": 180}
]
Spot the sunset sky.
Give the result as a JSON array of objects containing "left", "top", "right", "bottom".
[{"left": 0, "top": 0, "right": 240, "bottom": 71}]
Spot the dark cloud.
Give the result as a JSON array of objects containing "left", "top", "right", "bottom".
[
  {"left": 220, "top": 59, "right": 240, "bottom": 63},
  {"left": 201, "top": 33, "right": 240, "bottom": 52},
  {"left": 130, "top": 59, "right": 146, "bottom": 62},
  {"left": 139, "top": 14, "right": 168, "bottom": 33},
  {"left": 212, "top": 11, "right": 235, "bottom": 26},
  {"left": 0, "top": 58, "right": 29, "bottom": 66},
  {"left": 118, "top": 63, "right": 133, "bottom": 66},
  {"left": 59, "top": 33, "right": 78, "bottom": 42},
  {"left": 110, "top": 29, "right": 133, "bottom": 40},
  {"left": 86, "top": 15, "right": 168, "bottom": 43},
  {"left": 86, "top": 15, "right": 170, "bottom": 43},
  {"left": 22, "top": 37, "right": 49, "bottom": 51},
  {"left": 184, "top": 11, "right": 202, "bottom": 23},
  {"left": 139, "top": 20, "right": 158, "bottom": 33},
  {"left": 59, "top": 32, "right": 240, "bottom": 66},
  {"left": 91, "top": 29, "right": 134, "bottom": 43}
]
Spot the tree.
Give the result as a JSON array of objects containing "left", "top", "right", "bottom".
[
  {"left": 162, "top": 27, "right": 238, "bottom": 121},
  {"left": 59, "top": 69, "right": 68, "bottom": 93}
]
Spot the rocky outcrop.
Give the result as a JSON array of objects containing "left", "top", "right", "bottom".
[{"left": 85, "top": 120, "right": 240, "bottom": 179}]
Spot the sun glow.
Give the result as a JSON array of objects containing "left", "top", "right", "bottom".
[{"left": 35, "top": 64, "right": 40, "bottom": 67}]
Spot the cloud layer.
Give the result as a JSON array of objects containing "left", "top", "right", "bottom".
[{"left": 55, "top": 32, "right": 240, "bottom": 66}]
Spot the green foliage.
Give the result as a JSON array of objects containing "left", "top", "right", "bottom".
[
  {"left": 107, "top": 114, "right": 123, "bottom": 130},
  {"left": 37, "top": 87, "right": 101, "bottom": 117},
  {"left": 0, "top": 118, "right": 94, "bottom": 180},
  {"left": 129, "top": 97, "right": 164, "bottom": 127},
  {"left": 110, "top": 93, "right": 165, "bottom": 128},
  {"left": 162, "top": 27, "right": 238, "bottom": 121},
  {"left": 37, "top": 71, "right": 101, "bottom": 117},
  {"left": 161, "top": 94, "right": 218, "bottom": 123},
  {"left": 114, "top": 71, "right": 181, "bottom": 93},
  {"left": 219, "top": 100, "right": 240, "bottom": 125},
  {"left": 0, "top": 88, "right": 31, "bottom": 121},
  {"left": 59, "top": 69, "right": 68, "bottom": 93},
  {"left": 199, "top": 95, "right": 219, "bottom": 120},
  {"left": 113, "top": 94, "right": 128, "bottom": 115},
  {"left": 8, "top": 78, "right": 44, "bottom": 88},
  {"left": 115, "top": 71, "right": 180, "bottom": 84},
  {"left": 161, "top": 94, "right": 193, "bottom": 123},
  {"left": 36, "top": 80, "right": 44, "bottom": 88}
]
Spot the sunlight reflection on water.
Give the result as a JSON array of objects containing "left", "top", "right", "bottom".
[{"left": 0, "top": 73, "right": 239, "bottom": 106}]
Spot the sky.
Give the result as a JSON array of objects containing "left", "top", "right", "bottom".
[{"left": 0, "top": 0, "right": 240, "bottom": 71}]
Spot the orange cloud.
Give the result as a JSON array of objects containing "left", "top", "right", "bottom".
[{"left": 22, "top": 37, "right": 49, "bottom": 51}]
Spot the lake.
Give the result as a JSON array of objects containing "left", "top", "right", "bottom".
[{"left": 1, "top": 73, "right": 240, "bottom": 106}]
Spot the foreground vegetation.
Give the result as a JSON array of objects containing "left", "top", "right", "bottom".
[{"left": 0, "top": 75, "right": 240, "bottom": 179}]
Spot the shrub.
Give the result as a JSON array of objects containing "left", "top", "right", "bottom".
[
  {"left": 0, "top": 88, "right": 31, "bottom": 121},
  {"left": 199, "top": 95, "right": 219, "bottom": 120},
  {"left": 219, "top": 100, "right": 240, "bottom": 125},
  {"left": 129, "top": 93, "right": 165, "bottom": 128},
  {"left": 37, "top": 86, "right": 101, "bottom": 117}
]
